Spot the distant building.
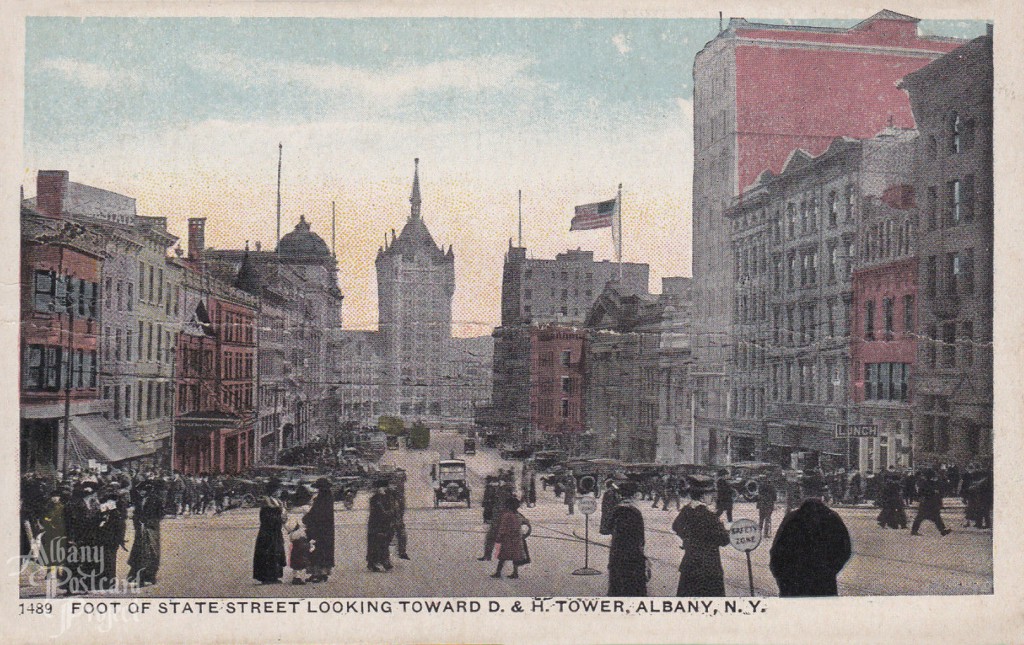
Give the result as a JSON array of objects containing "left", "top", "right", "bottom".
[
  {"left": 529, "top": 326, "right": 586, "bottom": 445},
  {"left": 655, "top": 277, "right": 694, "bottom": 464},
  {"left": 691, "top": 11, "right": 966, "bottom": 467},
  {"left": 901, "top": 35, "right": 993, "bottom": 467},
  {"left": 488, "top": 244, "right": 649, "bottom": 442},
  {"left": 583, "top": 285, "right": 665, "bottom": 462}
]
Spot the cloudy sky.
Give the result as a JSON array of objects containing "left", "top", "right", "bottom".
[{"left": 23, "top": 17, "right": 987, "bottom": 336}]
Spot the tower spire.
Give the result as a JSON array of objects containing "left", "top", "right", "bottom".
[{"left": 410, "top": 157, "right": 421, "bottom": 220}]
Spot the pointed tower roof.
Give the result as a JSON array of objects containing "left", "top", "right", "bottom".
[
  {"left": 235, "top": 243, "right": 262, "bottom": 295},
  {"left": 410, "top": 157, "right": 422, "bottom": 220}
]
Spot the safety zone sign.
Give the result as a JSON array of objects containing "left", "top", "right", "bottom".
[{"left": 728, "top": 519, "right": 762, "bottom": 552}]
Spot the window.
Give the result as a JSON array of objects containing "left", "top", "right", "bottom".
[
  {"left": 948, "top": 180, "right": 962, "bottom": 225},
  {"left": 126, "top": 283, "right": 133, "bottom": 311},
  {"left": 138, "top": 262, "right": 145, "bottom": 301},
  {"left": 883, "top": 297, "right": 894, "bottom": 340},
  {"left": 561, "top": 376, "right": 572, "bottom": 394},
  {"left": 560, "top": 399, "right": 570, "bottom": 419},
  {"left": 963, "top": 175, "right": 975, "bottom": 222},
  {"left": 864, "top": 363, "right": 911, "bottom": 402},
  {"left": 926, "top": 256, "right": 937, "bottom": 299},
  {"left": 787, "top": 203, "right": 796, "bottom": 238},
  {"left": 951, "top": 112, "right": 962, "bottom": 154},
  {"left": 104, "top": 278, "right": 112, "bottom": 309},
  {"left": 927, "top": 186, "right": 938, "bottom": 230},
  {"left": 941, "top": 322, "right": 957, "bottom": 367},
  {"left": 33, "top": 271, "right": 56, "bottom": 312},
  {"left": 787, "top": 253, "right": 796, "bottom": 289},
  {"left": 828, "top": 191, "right": 838, "bottom": 227},
  {"left": 903, "top": 295, "right": 914, "bottom": 335},
  {"left": 113, "top": 387, "right": 121, "bottom": 420},
  {"left": 125, "top": 384, "right": 132, "bottom": 419},
  {"left": 138, "top": 322, "right": 144, "bottom": 358},
  {"left": 524, "top": 289, "right": 532, "bottom": 300},
  {"left": 865, "top": 300, "right": 875, "bottom": 340},
  {"left": 800, "top": 200, "right": 808, "bottom": 234},
  {"left": 148, "top": 267, "right": 155, "bottom": 303},
  {"left": 927, "top": 324, "right": 938, "bottom": 368},
  {"left": 845, "top": 185, "right": 855, "bottom": 221},
  {"left": 157, "top": 268, "right": 164, "bottom": 304},
  {"left": 962, "top": 320, "right": 974, "bottom": 366},
  {"left": 116, "top": 281, "right": 123, "bottom": 310}
]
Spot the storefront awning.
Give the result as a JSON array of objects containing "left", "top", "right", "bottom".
[{"left": 70, "top": 414, "right": 149, "bottom": 463}]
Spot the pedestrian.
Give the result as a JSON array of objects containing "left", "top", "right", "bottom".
[
  {"left": 286, "top": 486, "right": 312, "bottom": 585},
  {"left": 304, "top": 478, "right": 336, "bottom": 582},
  {"left": 526, "top": 471, "right": 537, "bottom": 508},
  {"left": 663, "top": 475, "right": 681, "bottom": 511},
  {"left": 848, "top": 471, "right": 862, "bottom": 504},
  {"left": 756, "top": 476, "right": 778, "bottom": 538},
  {"left": 564, "top": 472, "right": 577, "bottom": 515},
  {"left": 127, "top": 479, "right": 164, "bottom": 587},
  {"left": 607, "top": 480, "right": 647, "bottom": 597},
  {"left": 37, "top": 484, "right": 68, "bottom": 596},
  {"left": 490, "top": 497, "right": 531, "bottom": 579},
  {"left": 769, "top": 472, "right": 851, "bottom": 597},
  {"left": 599, "top": 479, "right": 619, "bottom": 535},
  {"left": 482, "top": 476, "right": 499, "bottom": 523},
  {"left": 714, "top": 469, "right": 733, "bottom": 522},
  {"left": 910, "top": 469, "right": 952, "bottom": 537},
  {"left": 366, "top": 479, "right": 395, "bottom": 572},
  {"left": 390, "top": 478, "right": 410, "bottom": 560},
  {"left": 252, "top": 479, "right": 287, "bottom": 585},
  {"left": 877, "top": 472, "right": 906, "bottom": 529},
  {"left": 63, "top": 479, "right": 102, "bottom": 595},
  {"left": 672, "top": 475, "right": 730, "bottom": 597},
  {"left": 96, "top": 484, "right": 127, "bottom": 590}
]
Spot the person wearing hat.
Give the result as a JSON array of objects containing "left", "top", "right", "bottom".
[
  {"left": 388, "top": 478, "right": 410, "bottom": 561},
  {"left": 63, "top": 479, "right": 102, "bottom": 595},
  {"left": 599, "top": 479, "right": 620, "bottom": 535},
  {"left": 911, "top": 469, "right": 952, "bottom": 536},
  {"left": 769, "top": 472, "right": 851, "bottom": 596},
  {"left": 714, "top": 469, "right": 734, "bottom": 522},
  {"left": 756, "top": 475, "right": 779, "bottom": 538},
  {"left": 127, "top": 478, "right": 165, "bottom": 587},
  {"left": 367, "top": 478, "right": 395, "bottom": 572},
  {"left": 490, "top": 496, "right": 531, "bottom": 579},
  {"left": 302, "top": 478, "right": 336, "bottom": 582},
  {"left": 252, "top": 478, "right": 288, "bottom": 584},
  {"left": 607, "top": 480, "right": 647, "bottom": 597},
  {"left": 672, "top": 475, "right": 730, "bottom": 596}
]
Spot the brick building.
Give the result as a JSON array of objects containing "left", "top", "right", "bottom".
[
  {"left": 850, "top": 184, "right": 919, "bottom": 472},
  {"left": 690, "top": 11, "right": 964, "bottom": 466},
  {"left": 529, "top": 326, "right": 586, "bottom": 447},
  {"left": 901, "top": 35, "right": 993, "bottom": 467}
]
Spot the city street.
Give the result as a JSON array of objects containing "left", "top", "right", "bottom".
[{"left": 19, "top": 433, "right": 992, "bottom": 598}]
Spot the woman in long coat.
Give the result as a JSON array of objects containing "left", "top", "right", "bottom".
[
  {"left": 304, "top": 478, "right": 336, "bottom": 582},
  {"left": 490, "top": 497, "right": 530, "bottom": 579},
  {"left": 607, "top": 481, "right": 647, "bottom": 597},
  {"left": 127, "top": 479, "right": 164, "bottom": 587},
  {"left": 672, "top": 478, "right": 730, "bottom": 596},
  {"left": 252, "top": 480, "right": 287, "bottom": 584}
]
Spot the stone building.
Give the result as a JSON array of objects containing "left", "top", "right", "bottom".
[
  {"left": 374, "top": 159, "right": 456, "bottom": 423},
  {"left": 901, "top": 35, "right": 993, "bottom": 467},
  {"left": 488, "top": 243, "right": 649, "bottom": 442},
  {"left": 849, "top": 184, "right": 919, "bottom": 472},
  {"left": 330, "top": 330, "right": 384, "bottom": 427},
  {"left": 655, "top": 277, "right": 694, "bottom": 464},
  {"left": 690, "top": 11, "right": 965, "bottom": 467},
  {"left": 725, "top": 128, "right": 917, "bottom": 469},
  {"left": 583, "top": 284, "right": 666, "bottom": 462}
]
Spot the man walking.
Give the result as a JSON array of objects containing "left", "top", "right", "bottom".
[
  {"left": 607, "top": 481, "right": 646, "bottom": 597},
  {"left": 672, "top": 476, "right": 730, "bottom": 596},
  {"left": 910, "top": 469, "right": 952, "bottom": 536},
  {"left": 756, "top": 476, "right": 778, "bottom": 538},
  {"left": 714, "top": 469, "right": 733, "bottom": 523},
  {"left": 366, "top": 479, "right": 395, "bottom": 572}
]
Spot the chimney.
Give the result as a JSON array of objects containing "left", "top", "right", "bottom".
[
  {"left": 255, "top": 241, "right": 261, "bottom": 252},
  {"left": 188, "top": 217, "right": 206, "bottom": 259},
  {"left": 36, "top": 170, "right": 69, "bottom": 218}
]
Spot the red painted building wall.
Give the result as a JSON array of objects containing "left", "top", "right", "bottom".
[
  {"left": 850, "top": 257, "right": 919, "bottom": 403},
  {"left": 733, "top": 20, "right": 962, "bottom": 191},
  {"left": 529, "top": 326, "right": 585, "bottom": 436}
]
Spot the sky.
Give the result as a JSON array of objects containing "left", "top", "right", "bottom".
[{"left": 23, "top": 17, "right": 989, "bottom": 336}]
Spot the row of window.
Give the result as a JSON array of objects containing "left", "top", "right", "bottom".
[
  {"left": 221, "top": 311, "right": 255, "bottom": 345},
  {"left": 101, "top": 322, "right": 174, "bottom": 364},
  {"left": 223, "top": 351, "right": 255, "bottom": 380},
  {"left": 22, "top": 345, "right": 98, "bottom": 391},
  {"left": 103, "top": 379, "right": 173, "bottom": 422},
  {"left": 924, "top": 320, "right": 976, "bottom": 369},
  {"left": 924, "top": 176, "right": 976, "bottom": 231},
  {"left": 535, "top": 398, "right": 577, "bottom": 421},
  {"left": 863, "top": 362, "right": 911, "bottom": 402},
  {"left": 862, "top": 219, "right": 914, "bottom": 263},
  {"left": 769, "top": 358, "right": 850, "bottom": 406},
  {"left": 736, "top": 239, "right": 856, "bottom": 291},
  {"left": 924, "top": 249, "right": 976, "bottom": 299},
  {"left": 863, "top": 295, "right": 915, "bottom": 340},
  {"left": 924, "top": 112, "right": 978, "bottom": 160},
  {"left": 32, "top": 271, "right": 100, "bottom": 320},
  {"left": 521, "top": 269, "right": 595, "bottom": 282}
]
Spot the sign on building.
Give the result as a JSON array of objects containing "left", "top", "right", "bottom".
[{"left": 834, "top": 424, "right": 879, "bottom": 439}]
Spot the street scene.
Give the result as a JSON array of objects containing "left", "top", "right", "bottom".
[{"left": 18, "top": 12, "right": 993, "bottom": 601}]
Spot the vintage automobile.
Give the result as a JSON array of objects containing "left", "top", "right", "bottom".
[
  {"left": 726, "top": 461, "right": 786, "bottom": 501},
  {"left": 463, "top": 438, "right": 477, "bottom": 455},
  {"left": 433, "top": 459, "right": 472, "bottom": 508}
]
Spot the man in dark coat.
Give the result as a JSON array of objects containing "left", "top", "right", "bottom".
[
  {"left": 96, "top": 484, "right": 127, "bottom": 590},
  {"left": 607, "top": 481, "right": 647, "bottom": 597},
  {"left": 390, "top": 478, "right": 410, "bottom": 560},
  {"left": 715, "top": 469, "right": 734, "bottom": 522},
  {"left": 910, "top": 469, "right": 951, "bottom": 536},
  {"left": 366, "top": 479, "right": 395, "bottom": 572},
  {"left": 127, "top": 479, "right": 164, "bottom": 587},
  {"left": 756, "top": 476, "right": 778, "bottom": 538},
  {"left": 303, "top": 478, "right": 336, "bottom": 582},
  {"left": 599, "top": 479, "right": 619, "bottom": 535},
  {"left": 63, "top": 480, "right": 102, "bottom": 595},
  {"left": 769, "top": 473, "right": 851, "bottom": 597},
  {"left": 672, "top": 476, "right": 730, "bottom": 596}
]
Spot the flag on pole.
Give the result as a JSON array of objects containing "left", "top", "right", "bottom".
[{"left": 570, "top": 198, "right": 616, "bottom": 231}]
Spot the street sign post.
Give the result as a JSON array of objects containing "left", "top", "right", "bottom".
[
  {"left": 572, "top": 495, "right": 601, "bottom": 576},
  {"left": 728, "top": 518, "right": 762, "bottom": 596}
]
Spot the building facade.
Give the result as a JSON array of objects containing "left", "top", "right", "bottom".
[
  {"left": 488, "top": 243, "right": 649, "bottom": 442},
  {"left": 655, "top": 277, "right": 694, "bottom": 464},
  {"left": 690, "top": 11, "right": 965, "bottom": 466},
  {"left": 529, "top": 326, "right": 586, "bottom": 447},
  {"left": 901, "top": 35, "right": 994, "bottom": 467}
]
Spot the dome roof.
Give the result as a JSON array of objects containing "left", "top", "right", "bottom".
[{"left": 277, "top": 215, "right": 331, "bottom": 259}]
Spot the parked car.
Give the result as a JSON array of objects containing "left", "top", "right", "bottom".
[{"left": 433, "top": 459, "right": 471, "bottom": 508}]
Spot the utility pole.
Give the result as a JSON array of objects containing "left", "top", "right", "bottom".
[
  {"left": 276, "top": 143, "right": 282, "bottom": 249},
  {"left": 517, "top": 190, "right": 522, "bottom": 247},
  {"left": 61, "top": 272, "right": 75, "bottom": 475}
]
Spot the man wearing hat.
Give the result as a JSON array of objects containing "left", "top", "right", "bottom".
[
  {"left": 607, "top": 480, "right": 647, "bottom": 596},
  {"left": 672, "top": 475, "right": 730, "bottom": 596},
  {"left": 303, "top": 478, "right": 336, "bottom": 582},
  {"left": 769, "top": 472, "right": 851, "bottom": 596},
  {"left": 599, "top": 478, "right": 620, "bottom": 535},
  {"left": 755, "top": 475, "right": 778, "bottom": 538},
  {"left": 714, "top": 469, "right": 734, "bottom": 522},
  {"left": 367, "top": 478, "right": 395, "bottom": 572},
  {"left": 911, "top": 469, "right": 952, "bottom": 536}
]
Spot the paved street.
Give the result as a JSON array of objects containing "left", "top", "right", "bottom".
[{"left": 19, "top": 433, "right": 992, "bottom": 598}]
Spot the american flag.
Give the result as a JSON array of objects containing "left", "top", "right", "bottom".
[{"left": 570, "top": 198, "right": 616, "bottom": 231}]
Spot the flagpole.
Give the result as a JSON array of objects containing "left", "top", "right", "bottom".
[{"left": 616, "top": 183, "right": 623, "bottom": 282}]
